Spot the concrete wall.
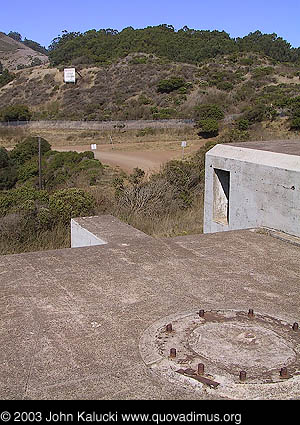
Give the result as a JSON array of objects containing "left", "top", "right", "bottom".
[
  {"left": 71, "top": 219, "right": 106, "bottom": 248},
  {"left": 204, "top": 145, "right": 300, "bottom": 236}
]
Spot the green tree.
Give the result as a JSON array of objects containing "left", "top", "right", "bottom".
[
  {"left": 7, "top": 31, "right": 22, "bottom": 42},
  {"left": 23, "top": 38, "right": 48, "bottom": 55}
]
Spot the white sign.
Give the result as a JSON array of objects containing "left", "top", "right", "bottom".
[
  {"left": 90, "top": 144, "right": 97, "bottom": 150},
  {"left": 181, "top": 141, "right": 187, "bottom": 147},
  {"left": 64, "top": 68, "right": 76, "bottom": 83}
]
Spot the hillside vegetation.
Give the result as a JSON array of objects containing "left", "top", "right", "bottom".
[
  {"left": 0, "top": 26, "right": 300, "bottom": 132},
  {"left": 0, "top": 135, "right": 208, "bottom": 255},
  {"left": 48, "top": 26, "right": 300, "bottom": 65},
  {"left": 0, "top": 52, "right": 300, "bottom": 132},
  {"left": 1, "top": 25, "right": 300, "bottom": 254},
  {"left": 0, "top": 32, "right": 48, "bottom": 71}
]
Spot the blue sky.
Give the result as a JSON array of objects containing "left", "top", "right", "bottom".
[{"left": 1, "top": 0, "right": 300, "bottom": 48}]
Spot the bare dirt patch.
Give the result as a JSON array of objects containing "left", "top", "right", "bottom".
[{"left": 55, "top": 139, "right": 206, "bottom": 173}]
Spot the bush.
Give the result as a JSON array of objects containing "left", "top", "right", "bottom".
[
  {"left": 218, "top": 128, "right": 250, "bottom": 144},
  {"left": 0, "top": 147, "right": 10, "bottom": 168},
  {"left": 17, "top": 161, "right": 39, "bottom": 183},
  {"left": 0, "top": 186, "right": 49, "bottom": 217},
  {"left": 252, "top": 66, "right": 274, "bottom": 79},
  {"left": 0, "top": 104, "right": 32, "bottom": 122},
  {"left": 289, "top": 117, "right": 300, "bottom": 131},
  {"left": 10, "top": 136, "right": 51, "bottom": 165},
  {"left": 194, "top": 104, "right": 224, "bottom": 121},
  {"left": 196, "top": 118, "right": 219, "bottom": 138},
  {"left": 49, "top": 188, "right": 95, "bottom": 223},
  {"left": 0, "top": 167, "right": 17, "bottom": 190},
  {"left": 151, "top": 106, "right": 176, "bottom": 119},
  {"left": 216, "top": 81, "right": 234, "bottom": 91},
  {"left": 236, "top": 119, "right": 250, "bottom": 130},
  {"left": 157, "top": 76, "right": 185, "bottom": 93},
  {"left": 43, "top": 151, "right": 102, "bottom": 189},
  {"left": 0, "top": 69, "right": 15, "bottom": 88},
  {"left": 242, "top": 104, "right": 267, "bottom": 123}
]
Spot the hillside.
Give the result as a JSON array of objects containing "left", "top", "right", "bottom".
[
  {"left": 1, "top": 52, "right": 300, "bottom": 130},
  {"left": 0, "top": 32, "right": 49, "bottom": 70}
]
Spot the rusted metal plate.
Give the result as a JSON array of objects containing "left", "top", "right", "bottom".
[{"left": 176, "top": 368, "right": 220, "bottom": 388}]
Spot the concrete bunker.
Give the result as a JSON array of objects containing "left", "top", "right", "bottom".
[{"left": 204, "top": 140, "right": 300, "bottom": 236}]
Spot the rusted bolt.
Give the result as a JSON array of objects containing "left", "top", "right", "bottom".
[
  {"left": 239, "top": 371, "right": 247, "bottom": 382},
  {"left": 170, "top": 348, "right": 176, "bottom": 358},
  {"left": 248, "top": 309, "right": 254, "bottom": 318},
  {"left": 292, "top": 322, "right": 299, "bottom": 331},
  {"left": 280, "top": 367, "right": 288, "bottom": 378},
  {"left": 166, "top": 323, "right": 172, "bottom": 332},
  {"left": 197, "top": 363, "right": 205, "bottom": 375},
  {"left": 199, "top": 309, "right": 205, "bottom": 318}
]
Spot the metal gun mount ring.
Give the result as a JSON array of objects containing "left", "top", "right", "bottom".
[{"left": 139, "top": 309, "right": 300, "bottom": 400}]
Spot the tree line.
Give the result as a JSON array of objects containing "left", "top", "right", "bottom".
[
  {"left": 47, "top": 26, "right": 300, "bottom": 66},
  {"left": 6, "top": 31, "right": 48, "bottom": 55}
]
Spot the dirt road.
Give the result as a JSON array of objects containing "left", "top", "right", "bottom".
[{"left": 55, "top": 143, "right": 204, "bottom": 173}]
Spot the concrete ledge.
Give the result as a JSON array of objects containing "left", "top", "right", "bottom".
[{"left": 71, "top": 215, "right": 151, "bottom": 248}]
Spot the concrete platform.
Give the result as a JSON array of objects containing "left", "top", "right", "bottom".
[
  {"left": 230, "top": 139, "right": 300, "bottom": 156},
  {"left": 0, "top": 226, "right": 300, "bottom": 400}
]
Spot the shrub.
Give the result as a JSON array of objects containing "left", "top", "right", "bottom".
[
  {"left": 0, "top": 147, "right": 10, "bottom": 168},
  {"left": 136, "top": 127, "right": 155, "bottom": 137},
  {"left": 0, "top": 69, "right": 15, "bottom": 88},
  {"left": 49, "top": 188, "right": 95, "bottom": 223},
  {"left": 242, "top": 104, "right": 267, "bottom": 123},
  {"left": 252, "top": 66, "right": 274, "bottom": 79},
  {"left": 236, "top": 119, "right": 250, "bottom": 130},
  {"left": 0, "top": 186, "right": 49, "bottom": 217},
  {"left": 151, "top": 106, "right": 176, "bottom": 119},
  {"left": 130, "top": 56, "right": 148, "bottom": 65},
  {"left": 129, "top": 167, "right": 145, "bottom": 185},
  {"left": 218, "top": 128, "right": 250, "bottom": 144},
  {"left": 289, "top": 117, "right": 300, "bottom": 131},
  {"left": 0, "top": 167, "right": 17, "bottom": 190},
  {"left": 17, "top": 161, "right": 39, "bottom": 183},
  {"left": 194, "top": 104, "right": 224, "bottom": 121},
  {"left": 10, "top": 136, "right": 51, "bottom": 165},
  {"left": 216, "top": 81, "right": 234, "bottom": 91},
  {"left": 196, "top": 118, "right": 219, "bottom": 138},
  {"left": 0, "top": 104, "right": 32, "bottom": 122},
  {"left": 157, "top": 76, "right": 185, "bottom": 93},
  {"left": 43, "top": 151, "right": 102, "bottom": 189}
]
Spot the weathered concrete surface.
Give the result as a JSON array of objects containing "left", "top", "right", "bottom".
[
  {"left": 71, "top": 215, "right": 151, "bottom": 248},
  {"left": 0, "top": 228, "right": 299, "bottom": 400},
  {"left": 230, "top": 139, "right": 300, "bottom": 156},
  {"left": 204, "top": 144, "right": 300, "bottom": 236}
]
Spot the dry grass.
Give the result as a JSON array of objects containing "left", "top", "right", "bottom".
[
  {"left": 0, "top": 222, "right": 70, "bottom": 255},
  {"left": 0, "top": 126, "right": 29, "bottom": 147},
  {"left": 122, "top": 195, "right": 204, "bottom": 238}
]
